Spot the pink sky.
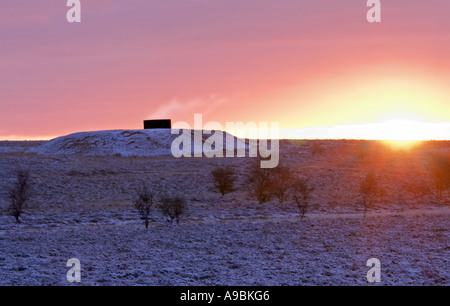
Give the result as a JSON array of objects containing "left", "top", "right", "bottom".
[{"left": 1, "top": 0, "right": 450, "bottom": 140}]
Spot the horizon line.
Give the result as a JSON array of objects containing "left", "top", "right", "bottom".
[{"left": 1, "top": 118, "right": 450, "bottom": 142}]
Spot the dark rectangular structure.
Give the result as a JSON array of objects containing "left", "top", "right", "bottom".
[{"left": 144, "top": 119, "right": 172, "bottom": 129}]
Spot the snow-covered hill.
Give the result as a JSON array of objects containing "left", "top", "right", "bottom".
[{"left": 29, "top": 129, "right": 248, "bottom": 157}]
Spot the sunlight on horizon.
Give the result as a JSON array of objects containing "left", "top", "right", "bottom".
[
  {"left": 275, "top": 119, "right": 450, "bottom": 141},
  {"left": 0, "top": 135, "right": 55, "bottom": 141}
]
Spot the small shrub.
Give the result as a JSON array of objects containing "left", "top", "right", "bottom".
[
  {"left": 269, "top": 166, "right": 294, "bottom": 204},
  {"left": 429, "top": 154, "right": 450, "bottom": 200},
  {"left": 133, "top": 184, "right": 158, "bottom": 229},
  {"left": 211, "top": 166, "right": 237, "bottom": 196},
  {"left": 159, "top": 196, "right": 188, "bottom": 224},
  {"left": 402, "top": 179, "right": 432, "bottom": 199},
  {"left": 9, "top": 170, "right": 32, "bottom": 223},
  {"left": 247, "top": 158, "right": 276, "bottom": 204},
  {"left": 291, "top": 177, "right": 314, "bottom": 220},
  {"left": 360, "top": 172, "right": 381, "bottom": 217}
]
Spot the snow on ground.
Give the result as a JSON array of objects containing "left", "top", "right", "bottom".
[
  {"left": 0, "top": 212, "right": 448, "bottom": 286},
  {"left": 0, "top": 136, "right": 449, "bottom": 285},
  {"left": 29, "top": 129, "right": 248, "bottom": 157},
  {"left": 29, "top": 129, "right": 176, "bottom": 157}
]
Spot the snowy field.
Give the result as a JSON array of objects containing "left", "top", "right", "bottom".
[{"left": 0, "top": 131, "right": 449, "bottom": 286}]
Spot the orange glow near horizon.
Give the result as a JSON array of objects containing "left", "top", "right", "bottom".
[
  {"left": 315, "top": 119, "right": 447, "bottom": 141},
  {"left": 0, "top": 135, "right": 55, "bottom": 141},
  {"left": 382, "top": 140, "right": 423, "bottom": 151},
  {"left": 1, "top": 2, "right": 450, "bottom": 141},
  {"left": 229, "top": 118, "right": 450, "bottom": 141},
  {"left": 276, "top": 69, "right": 450, "bottom": 130}
]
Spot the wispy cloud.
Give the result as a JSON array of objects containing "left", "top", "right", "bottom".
[{"left": 149, "top": 95, "right": 228, "bottom": 120}]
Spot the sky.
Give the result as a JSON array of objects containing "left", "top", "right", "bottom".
[{"left": 1, "top": 0, "right": 450, "bottom": 140}]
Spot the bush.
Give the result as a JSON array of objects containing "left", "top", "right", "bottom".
[
  {"left": 133, "top": 184, "right": 158, "bottom": 229},
  {"left": 291, "top": 177, "right": 314, "bottom": 220},
  {"left": 360, "top": 172, "right": 381, "bottom": 217},
  {"left": 429, "top": 154, "right": 450, "bottom": 200},
  {"left": 247, "top": 162, "right": 275, "bottom": 204},
  {"left": 247, "top": 159, "right": 298, "bottom": 204},
  {"left": 269, "top": 166, "right": 294, "bottom": 204},
  {"left": 159, "top": 195, "right": 188, "bottom": 224},
  {"left": 9, "top": 170, "right": 32, "bottom": 223},
  {"left": 211, "top": 166, "right": 237, "bottom": 196},
  {"left": 402, "top": 179, "right": 432, "bottom": 199}
]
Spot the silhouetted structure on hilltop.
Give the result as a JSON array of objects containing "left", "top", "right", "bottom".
[{"left": 143, "top": 119, "right": 171, "bottom": 129}]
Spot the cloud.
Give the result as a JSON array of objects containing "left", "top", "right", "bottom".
[{"left": 148, "top": 95, "right": 228, "bottom": 120}]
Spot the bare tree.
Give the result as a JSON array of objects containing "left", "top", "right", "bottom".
[
  {"left": 429, "top": 154, "right": 450, "bottom": 200},
  {"left": 159, "top": 195, "right": 188, "bottom": 224},
  {"left": 133, "top": 184, "right": 158, "bottom": 229},
  {"left": 211, "top": 166, "right": 237, "bottom": 196},
  {"left": 270, "top": 166, "right": 294, "bottom": 204},
  {"left": 402, "top": 179, "right": 432, "bottom": 199},
  {"left": 292, "top": 177, "right": 314, "bottom": 220},
  {"left": 247, "top": 157, "right": 276, "bottom": 204},
  {"left": 9, "top": 170, "right": 31, "bottom": 223},
  {"left": 360, "top": 172, "right": 381, "bottom": 217}
]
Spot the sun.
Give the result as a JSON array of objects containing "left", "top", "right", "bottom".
[
  {"left": 371, "top": 118, "right": 430, "bottom": 150},
  {"left": 374, "top": 119, "right": 427, "bottom": 141},
  {"left": 331, "top": 117, "right": 446, "bottom": 142},
  {"left": 382, "top": 139, "right": 423, "bottom": 150}
]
